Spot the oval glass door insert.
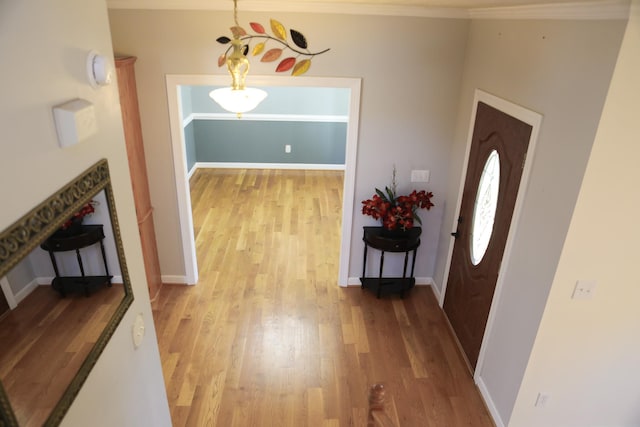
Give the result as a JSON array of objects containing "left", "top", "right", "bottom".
[{"left": 470, "top": 149, "right": 500, "bottom": 265}]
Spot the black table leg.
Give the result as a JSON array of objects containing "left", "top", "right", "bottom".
[
  {"left": 99, "top": 240, "right": 112, "bottom": 286},
  {"left": 361, "top": 243, "right": 368, "bottom": 289},
  {"left": 377, "top": 251, "right": 385, "bottom": 298}
]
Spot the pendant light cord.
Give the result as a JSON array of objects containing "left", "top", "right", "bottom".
[{"left": 233, "top": 0, "right": 239, "bottom": 28}]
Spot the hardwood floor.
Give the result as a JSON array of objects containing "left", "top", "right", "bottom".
[
  {"left": 152, "top": 168, "right": 494, "bottom": 426},
  {"left": 0, "top": 283, "right": 123, "bottom": 427}
]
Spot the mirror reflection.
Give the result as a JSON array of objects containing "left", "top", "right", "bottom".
[{"left": 0, "top": 159, "right": 133, "bottom": 427}]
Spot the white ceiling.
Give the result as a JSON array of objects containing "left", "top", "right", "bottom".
[{"left": 106, "top": 0, "right": 630, "bottom": 19}]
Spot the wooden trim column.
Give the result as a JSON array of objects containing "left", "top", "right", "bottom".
[{"left": 115, "top": 56, "right": 163, "bottom": 300}]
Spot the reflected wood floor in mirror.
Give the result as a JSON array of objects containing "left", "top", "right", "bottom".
[
  {"left": 152, "top": 169, "right": 494, "bottom": 426},
  {"left": 0, "top": 284, "right": 123, "bottom": 427}
]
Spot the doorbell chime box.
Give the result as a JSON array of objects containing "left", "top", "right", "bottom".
[{"left": 53, "top": 98, "right": 98, "bottom": 148}]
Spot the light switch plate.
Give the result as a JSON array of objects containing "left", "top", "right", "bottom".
[{"left": 410, "top": 169, "right": 430, "bottom": 183}]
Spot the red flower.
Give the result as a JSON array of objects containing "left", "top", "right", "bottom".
[
  {"left": 61, "top": 200, "right": 98, "bottom": 230},
  {"left": 361, "top": 186, "right": 434, "bottom": 231}
]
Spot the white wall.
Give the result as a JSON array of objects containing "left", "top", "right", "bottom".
[
  {"left": 441, "top": 18, "right": 626, "bottom": 425},
  {"left": 509, "top": 2, "right": 640, "bottom": 425},
  {"left": 6, "top": 258, "right": 35, "bottom": 296},
  {"left": 0, "top": 1, "right": 170, "bottom": 426},
  {"left": 108, "top": 10, "right": 469, "bottom": 282}
]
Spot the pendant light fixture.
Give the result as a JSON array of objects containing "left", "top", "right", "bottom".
[
  {"left": 209, "top": 0, "right": 267, "bottom": 116},
  {"left": 211, "top": 0, "right": 330, "bottom": 117}
]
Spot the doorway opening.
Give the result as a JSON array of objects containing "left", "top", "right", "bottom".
[{"left": 166, "top": 75, "right": 362, "bottom": 286}]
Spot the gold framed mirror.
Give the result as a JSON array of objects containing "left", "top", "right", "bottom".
[{"left": 0, "top": 159, "right": 134, "bottom": 426}]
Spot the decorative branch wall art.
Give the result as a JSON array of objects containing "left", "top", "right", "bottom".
[{"left": 216, "top": 19, "right": 330, "bottom": 76}]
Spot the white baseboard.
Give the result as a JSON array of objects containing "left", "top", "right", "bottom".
[
  {"left": 418, "top": 277, "right": 434, "bottom": 286},
  {"left": 187, "top": 165, "right": 197, "bottom": 179},
  {"left": 161, "top": 275, "right": 191, "bottom": 285},
  {"left": 36, "top": 275, "right": 123, "bottom": 285},
  {"left": 37, "top": 276, "right": 53, "bottom": 286},
  {"left": 14, "top": 279, "right": 40, "bottom": 304},
  {"left": 194, "top": 162, "right": 345, "bottom": 171},
  {"left": 429, "top": 278, "right": 442, "bottom": 304},
  {"left": 346, "top": 277, "right": 360, "bottom": 286},
  {"left": 0, "top": 276, "right": 17, "bottom": 309},
  {"left": 476, "top": 376, "right": 504, "bottom": 427},
  {"left": 346, "top": 276, "right": 434, "bottom": 286},
  {"left": 9, "top": 275, "right": 127, "bottom": 307}
]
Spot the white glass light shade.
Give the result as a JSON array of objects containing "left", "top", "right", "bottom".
[{"left": 209, "top": 87, "right": 268, "bottom": 114}]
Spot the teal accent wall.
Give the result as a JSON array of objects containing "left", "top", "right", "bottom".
[
  {"left": 193, "top": 120, "right": 346, "bottom": 164},
  {"left": 184, "top": 121, "right": 196, "bottom": 172},
  {"left": 183, "top": 85, "right": 349, "bottom": 166}
]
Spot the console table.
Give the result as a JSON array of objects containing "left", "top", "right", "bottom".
[
  {"left": 40, "top": 224, "right": 112, "bottom": 297},
  {"left": 360, "top": 226, "right": 421, "bottom": 298}
]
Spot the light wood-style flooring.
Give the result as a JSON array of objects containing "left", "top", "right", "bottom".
[
  {"left": 0, "top": 283, "right": 123, "bottom": 427},
  {"left": 152, "top": 168, "right": 494, "bottom": 426}
]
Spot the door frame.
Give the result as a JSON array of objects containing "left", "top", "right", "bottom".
[
  {"left": 0, "top": 276, "right": 17, "bottom": 310},
  {"left": 440, "top": 89, "right": 542, "bottom": 379},
  {"left": 166, "top": 74, "right": 362, "bottom": 286}
]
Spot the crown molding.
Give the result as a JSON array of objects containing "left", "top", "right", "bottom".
[
  {"left": 106, "top": 0, "right": 469, "bottom": 18},
  {"left": 107, "top": 0, "right": 630, "bottom": 20},
  {"left": 470, "top": 0, "right": 630, "bottom": 20}
]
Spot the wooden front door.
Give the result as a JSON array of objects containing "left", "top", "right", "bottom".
[{"left": 444, "top": 100, "right": 533, "bottom": 370}]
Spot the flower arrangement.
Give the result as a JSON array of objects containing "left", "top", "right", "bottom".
[
  {"left": 361, "top": 169, "right": 434, "bottom": 232},
  {"left": 61, "top": 200, "right": 98, "bottom": 230}
]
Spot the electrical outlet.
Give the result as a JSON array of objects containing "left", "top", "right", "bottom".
[
  {"left": 285, "top": 144, "right": 292, "bottom": 153},
  {"left": 572, "top": 280, "right": 596, "bottom": 300}
]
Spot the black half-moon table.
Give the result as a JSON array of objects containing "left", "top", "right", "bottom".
[
  {"left": 360, "top": 226, "right": 421, "bottom": 298},
  {"left": 40, "top": 224, "right": 113, "bottom": 297}
]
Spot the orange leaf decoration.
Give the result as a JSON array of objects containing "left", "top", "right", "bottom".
[
  {"left": 252, "top": 42, "right": 265, "bottom": 56},
  {"left": 261, "top": 48, "right": 283, "bottom": 62},
  {"left": 276, "top": 57, "right": 296, "bottom": 73},
  {"left": 270, "top": 19, "right": 287, "bottom": 41},
  {"left": 292, "top": 59, "right": 311, "bottom": 76},
  {"left": 230, "top": 26, "right": 247, "bottom": 38},
  {"left": 250, "top": 22, "right": 265, "bottom": 34},
  {"left": 217, "top": 54, "right": 227, "bottom": 67}
]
